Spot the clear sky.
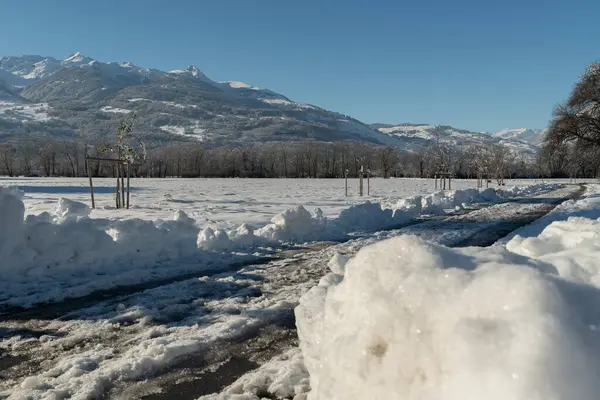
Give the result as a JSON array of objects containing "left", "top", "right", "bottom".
[{"left": 1, "top": 0, "right": 599, "bottom": 132}]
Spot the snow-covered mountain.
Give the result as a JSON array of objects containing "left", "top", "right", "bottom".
[
  {"left": 0, "top": 52, "right": 540, "bottom": 155},
  {"left": 0, "top": 52, "right": 397, "bottom": 146},
  {"left": 492, "top": 128, "right": 547, "bottom": 145},
  {"left": 372, "top": 123, "right": 539, "bottom": 157},
  {"left": 0, "top": 53, "right": 165, "bottom": 82}
]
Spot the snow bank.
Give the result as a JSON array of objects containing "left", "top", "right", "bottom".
[
  {"left": 0, "top": 191, "right": 201, "bottom": 278},
  {"left": 255, "top": 183, "right": 563, "bottom": 243},
  {"left": 0, "top": 189, "right": 226, "bottom": 305},
  {"left": 0, "top": 182, "right": 562, "bottom": 307},
  {"left": 504, "top": 186, "right": 600, "bottom": 286},
  {"left": 295, "top": 185, "right": 600, "bottom": 400},
  {"left": 296, "top": 234, "right": 600, "bottom": 400}
]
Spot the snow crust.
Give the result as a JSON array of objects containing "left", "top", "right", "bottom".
[{"left": 295, "top": 185, "right": 600, "bottom": 400}]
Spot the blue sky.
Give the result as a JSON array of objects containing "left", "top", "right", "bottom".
[{"left": 1, "top": 0, "right": 599, "bottom": 132}]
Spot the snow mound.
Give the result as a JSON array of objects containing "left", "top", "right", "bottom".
[
  {"left": 506, "top": 216, "right": 600, "bottom": 286},
  {"left": 256, "top": 206, "right": 327, "bottom": 243},
  {"left": 197, "top": 227, "right": 232, "bottom": 252},
  {"left": 53, "top": 198, "right": 91, "bottom": 223},
  {"left": 0, "top": 190, "right": 201, "bottom": 284},
  {"left": 331, "top": 202, "right": 394, "bottom": 233},
  {"left": 296, "top": 233, "right": 600, "bottom": 400}
]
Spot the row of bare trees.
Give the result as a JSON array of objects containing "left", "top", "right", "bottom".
[{"left": 0, "top": 136, "right": 543, "bottom": 180}]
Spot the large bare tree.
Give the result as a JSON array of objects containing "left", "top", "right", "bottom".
[{"left": 548, "top": 62, "right": 600, "bottom": 149}]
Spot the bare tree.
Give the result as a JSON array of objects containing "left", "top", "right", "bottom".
[
  {"left": 0, "top": 144, "right": 16, "bottom": 176},
  {"left": 376, "top": 146, "right": 398, "bottom": 178},
  {"left": 39, "top": 139, "right": 58, "bottom": 177},
  {"left": 62, "top": 140, "right": 82, "bottom": 177},
  {"left": 548, "top": 62, "right": 600, "bottom": 149}
]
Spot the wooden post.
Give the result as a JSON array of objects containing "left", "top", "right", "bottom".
[
  {"left": 345, "top": 169, "right": 348, "bottom": 197},
  {"left": 449, "top": 175, "right": 452, "bottom": 190},
  {"left": 86, "top": 158, "right": 95, "bottom": 209},
  {"left": 115, "top": 163, "right": 121, "bottom": 209},
  {"left": 120, "top": 163, "right": 125, "bottom": 207},
  {"left": 367, "top": 169, "right": 370, "bottom": 196},
  {"left": 435, "top": 174, "right": 438, "bottom": 190},
  {"left": 359, "top": 165, "right": 364, "bottom": 196},
  {"left": 126, "top": 162, "right": 131, "bottom": 209}
]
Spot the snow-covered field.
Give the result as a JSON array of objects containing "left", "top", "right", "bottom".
[{"left": 0, "top": 177, "right": 572, "bottom": 231}]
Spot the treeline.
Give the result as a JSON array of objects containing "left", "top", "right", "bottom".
[{"left": 0, "top": 137, "right": 553, "bottom": 180}]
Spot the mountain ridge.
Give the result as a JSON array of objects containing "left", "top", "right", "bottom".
[{"left": 0, "top": 52, "right": 541, "bottom": 155}]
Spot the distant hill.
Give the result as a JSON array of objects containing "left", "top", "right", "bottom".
[
  {"left": 371, "top": 123, "right": 539, "bottom": 157},
  {"left": 492, "top": 128, "right": 547, "bottom": 145}
]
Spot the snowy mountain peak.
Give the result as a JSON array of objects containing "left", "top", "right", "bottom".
[
  {"left": 62, "top": 52, "right": 96, "bottom": 66},
  {"left": 168, "top": 65, "right": 207, "bottom": 79},
  {"left": 64, "top": 52, "right": 84, "bottom": 63},
  {"left": 186, "top": 65, "right": 202, "bottom": 77},
  {"left": 119, "top": 61, "right": 135, "bottom": 68}
]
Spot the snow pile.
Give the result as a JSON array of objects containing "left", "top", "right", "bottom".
[
  {"left": 0, "top": 188, "right": 201, "bottom": 278},
  {"left": 504, "top": 186, "right": 600, "bottom": 286},
  {"left": 254, "top": 183, "right": 562, "bottom": 243},
  {"left": 197, "top": 227, "right": 233, "bottom": 251},
  {"left": 329, "top": 202, "right": 393, "bottom": 233},
  {"left": 296, "top": 210, "right": 600, "bottom": 399},
  {"left": 53, "top": 198, "right": 91, "bottom": 222},
  {"left": 256, "top": 206, "right": 328, "bottom": 242}
]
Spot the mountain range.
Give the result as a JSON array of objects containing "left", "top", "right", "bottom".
[{"left": 0, "top": 53, "right": 546, "bottom": 155}]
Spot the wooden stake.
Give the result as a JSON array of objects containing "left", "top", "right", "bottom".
[
  {"left": 116, "top": 164, "right": 120, "bottom": 209},
  {"left": 119, "top": 163, "right": 125, "bottom": 207},
  {"left": 126, "top": 162, "right": 131, "bottom": 209},
  {"left": 86, "top": 158, "right": 95, "bottom": 209},
  {"left": 345, "top": 170, "right": 348, "bottom": 197},
  {"left": 359, "top": 165, "right": 364, "bottom": 196}
]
